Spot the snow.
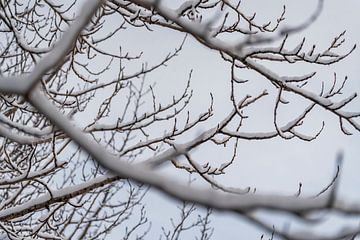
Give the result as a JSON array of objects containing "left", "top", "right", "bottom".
[
  {"left": 0, "top": 1, "right": 359, "bottom": 238},
  {"left": 0, "top": 174, "right": 119, "bottom": 221},
  {"left": 0, "top": 0, "right": 102, "bottom": 95}
]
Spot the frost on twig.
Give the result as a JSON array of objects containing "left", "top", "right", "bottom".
[{"left": 0, "top": 0, "right": 358, "bottom": 239}]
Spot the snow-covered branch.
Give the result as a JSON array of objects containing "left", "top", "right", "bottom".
[{"left": 0, "top": 0, "right": 359, "bottom": 239}]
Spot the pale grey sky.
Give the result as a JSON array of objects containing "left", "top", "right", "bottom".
[
  {"left": 105, "top": 0, "right": 360, "bottom": 239},
  {"left": 2, "top": 0, "right": 360, "bottom": 239}
]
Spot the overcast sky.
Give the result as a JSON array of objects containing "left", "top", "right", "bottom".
[{"left": 106, "top": 0, "right": 360, "bottom": 239}]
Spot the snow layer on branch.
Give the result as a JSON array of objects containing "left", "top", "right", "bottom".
[
  {"left": 0, "top": 0, "right": 102, "bottom": 95},
  {"left": 0, "top": 174, "right": 119, "bottom": 221}
]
